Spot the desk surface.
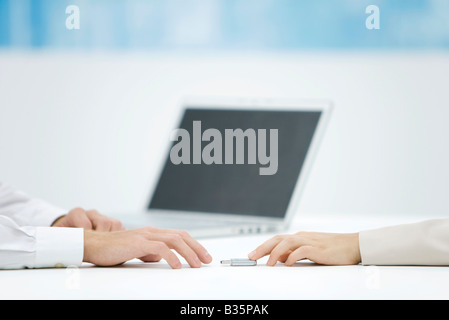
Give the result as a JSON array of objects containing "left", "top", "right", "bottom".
[{"left": 1, "top": 213, "right": 449, "bottom": 300}]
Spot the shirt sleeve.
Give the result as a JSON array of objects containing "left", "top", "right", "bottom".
[
  {"left": 0, "top": 182, "right": 66, "bottom": 227},
  {"left": 0, "top": 182, "right": 84, "bottom": 269},
  {"left": 0, "top": 215, "right": 84, "bottom": 269},
  {"left": 359, "top": 218, "right": 449, "bottom": 266}
]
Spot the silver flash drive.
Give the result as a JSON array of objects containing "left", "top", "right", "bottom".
[{"left": 220, "top": 258, "right": 257, "bottom": 266}]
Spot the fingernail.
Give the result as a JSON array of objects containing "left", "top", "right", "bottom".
[
  {"left": 248, "top": 250, "right": 256, "bottom": 259},
  {"left": 203, "top": 252, "right": 212, "bottom": 262}
]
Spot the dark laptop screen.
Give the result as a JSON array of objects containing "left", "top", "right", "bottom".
[{"left": 149, "top": 108, "right": 321, "bottom": 218}]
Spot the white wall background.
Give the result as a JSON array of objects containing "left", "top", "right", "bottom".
[{"left": 0, "top": 51, "right": 448, "bottom": 219}]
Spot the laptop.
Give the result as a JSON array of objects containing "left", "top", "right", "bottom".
[{"left": 119, "top": 97, "right": 332, "bottom": 238}]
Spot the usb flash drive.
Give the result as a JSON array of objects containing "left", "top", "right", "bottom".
[{"left": 220, "top": 258, "right": 257, "bottom": 266}]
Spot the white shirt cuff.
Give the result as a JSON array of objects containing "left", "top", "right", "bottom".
[{"left": 34, "top": 227, "right": 84, "bottom": 268}]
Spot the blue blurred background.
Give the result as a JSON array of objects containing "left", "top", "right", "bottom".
[{"left": 1, "top": 0, "right": 448, "bottom": 50}]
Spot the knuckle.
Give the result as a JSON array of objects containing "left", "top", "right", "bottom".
[
  {"left": 299, "top": 246, "right": 312, "bottom": 255},
  {"left": 152, "top": 241, "right": 169, "bottom": 252},
  {"left": 273, "top": 235, "right": 285, "bottom": 242},
  {"left": 144, "top": 226, "right": 157, "bottom": 233},
  {"left": 295, "top": 231, "right": 312, "bottom": 239},
  {"left": 176, "top": 230, "right": 190, "bottom": 238},
  {"left": 169, "top": 233, "right": 183, "bottom": 244},
  {"left": 135, "top": 235, "right": 148, "bottom": 249},
  {"left": 111, "top": 219, "right": 123, "bottom": 227},
  {"left": 97, "top": 216, "right": 111, "bottom": 225},
  {"left": 134, "top": 230, "right": 148, "bottom": 240},
  {"left": 94, "top": 215, "right": 105, "bottom": 221},
  {"left": 70, "top": 207, "right": 85, "bottom": 214},
  {"left": 140, "top": 228, "right": 154, "bottom": 238},
  {"left": 65, "top": 211, "right": 76, "bottom": 219},
  {"left": 283, "top": 236, "right": 296, "bottom": 246}
]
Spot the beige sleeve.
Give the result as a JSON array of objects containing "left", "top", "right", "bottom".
[{"left": 359, "top": 219, "right": 449, "bottom": 266}]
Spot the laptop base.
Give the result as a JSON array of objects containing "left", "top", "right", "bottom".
[{"left": 116, "top": 211, "right": 284, "bottom": 239}]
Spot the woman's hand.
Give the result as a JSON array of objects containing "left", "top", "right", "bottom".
[{"left": 248, "top": 232, "right": 361, "bottom": 266}]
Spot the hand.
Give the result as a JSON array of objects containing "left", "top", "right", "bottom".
[
  {"left": 83, "top": 227, "right": 213, "bottom": 269},
  {"left": 248, "top": 232, "right": 361, "bottom": 266},
  {"left": 52, "top": 207, "right": 125, "bottom": 231}
]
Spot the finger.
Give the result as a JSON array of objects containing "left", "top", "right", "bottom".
[
  {"left": 108, "top": 218, "right": 125, "bottom": 231},
  {"left": 139, "top": 254, "right": 162, "bottom": 263},
  {"left": 139, "top": 228, "right": 201, "bottom": 268},
  {"left": 68, "top": 208, "right": 93, "bottom": 229},
  {"left": 118, "top": 222, "right": 127, "bottom": 231},
  {"left": 248, "top": 235, "right": 287, "bottom": 261},
  {"left": 267, "top": 236, "right": 308, "bottom": 266},
  {"left": 86, "top": 210, "right": 124, "bottom": 232},
  {"left": 84, "top": 210, "right": 109, "bottom": 231},
  {"left": 145, "top": 228, "right": 212, "bottom": 264},
  {"left": 172, "top": 229, "right": 212, "bottom": 264},
  {"left": 101, "top": 215, "right": 124, "bottom": 231},
  {"left": 284, "top": 246, "right": 316, "bottom": 266},
  {"left": 144, "top": 232, "right": 202, "bottom": 268},
  {"left": 278, "top": 251, "right": 292, "bottom": 263},
  {"left": 145, "top": 241, "right": 182, "bottom": 269}
]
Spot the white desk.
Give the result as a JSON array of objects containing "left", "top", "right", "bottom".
[{"left": 1, "top": 213, "right": 449, "bottom": 300}]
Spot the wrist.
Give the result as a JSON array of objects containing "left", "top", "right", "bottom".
[
  {"left": 352, "top": 233, "right": 361, "bottom": 264},
  {"left": 83, "top": 230, "right": 96, "bottom": 263}
]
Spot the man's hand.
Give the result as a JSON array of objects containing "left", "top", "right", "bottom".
[
  {"left": 83, "top": 227, "right": 213, "bottom": 269},
  {"left": 248, "top": 232, "right": 361, "bottom": 266},
  {"left": 52, "top": 207, "right": 125, "bottom": 231}
]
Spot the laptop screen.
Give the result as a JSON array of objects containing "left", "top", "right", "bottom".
[{"left": 149, "top": 108, "right": 322, "bottom": 218}]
